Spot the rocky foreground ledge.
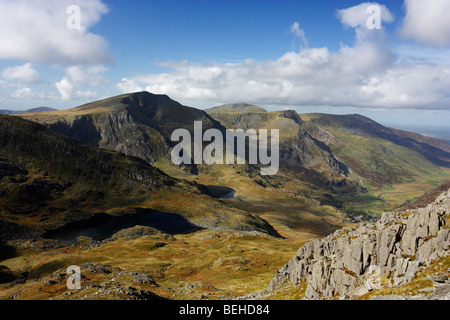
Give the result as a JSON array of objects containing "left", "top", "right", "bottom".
[{"left": 265, "top": 187, "right": 450, "bottom": 300}]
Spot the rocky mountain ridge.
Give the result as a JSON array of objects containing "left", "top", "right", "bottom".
[
  {"left": 265, "top": 185, "right": 450, "bottom": 300},
  {"left": 21, "top": 92, "right": 223, "bottom": 164},
  {"left": 19, "top": 92, "right": 450, "bottom": 193},
  {"left": 0, "top": 114, "right": 177, "bottom": 237},
  {"left": 310, "top": 113, "right": 450, "bottom": 168},
  {"left": 21, "top": 93, "right": 344, "bottom": 176}
]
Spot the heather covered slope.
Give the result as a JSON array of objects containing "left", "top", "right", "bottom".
[
  {"left": 389, "top": 127, "right": 450, "bottom": 154},
  {"left": 0, "top": 114, "right": 175, "bottom": 232}
]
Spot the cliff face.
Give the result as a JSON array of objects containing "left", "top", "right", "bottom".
[
  {"left": 267, "top": 186, "right": 450, "bottom": 300},
  {"left": 209, "top": 110, "right": 350, "bottom": 177}
]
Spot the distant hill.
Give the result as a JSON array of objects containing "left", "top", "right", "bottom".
[
  {"left": 305, "top": 114, "right": 450, "bottom": 167},
  {"left": 389, "top": 127, "right": 450, "bottom": 154},
  {"left": 205, "top": 103, "right": 267, "bottom": 114},
  {"left": 0, "top": 107, "right": 57, "bottom": 115},
  {"left": 301, "top": 113, "right": 450, "bottom": 188}
]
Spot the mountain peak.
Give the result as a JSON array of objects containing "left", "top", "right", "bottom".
[
  {"left": 205, "top": 102, "right": 267, "bottom": 114},
  {"left": 19, "top": 91, "right": 221, "bottom": 164},
  {"left": 70, "top": 91, "right": 176, "bottom": 113}
]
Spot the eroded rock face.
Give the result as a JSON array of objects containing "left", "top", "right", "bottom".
[{"left": 268, "top": 188, "right": 450, "bottom": 300}]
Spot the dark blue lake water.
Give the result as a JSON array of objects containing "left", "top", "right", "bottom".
[
  {"left": 43, "top": 211, "right": 202, "bottom": 245},
  {"left": 205, "top": 185, "right": 236, "bottom": 199}
]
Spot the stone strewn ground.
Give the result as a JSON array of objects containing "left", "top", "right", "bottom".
[
  {"left": 1, "top": 262, "right": 164, "bottom": 300},
  {"left": 266, "top": 188, "right": 450, "bottom": 300}
]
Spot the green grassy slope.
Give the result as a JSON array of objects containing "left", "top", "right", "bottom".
[{"left": 302, "top": 113, "right": 450, "bottom": 214}]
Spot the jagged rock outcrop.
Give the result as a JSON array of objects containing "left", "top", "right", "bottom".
[
  {"left": 277, "top": 110, "right": 303, "bottom": 125},
  {"left": 267, "top": 188, "right": 450, "bottom": 299}
]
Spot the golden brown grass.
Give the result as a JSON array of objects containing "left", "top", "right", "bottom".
[{"left": 0, "top": 230, "right": 303, "bottom": 300}]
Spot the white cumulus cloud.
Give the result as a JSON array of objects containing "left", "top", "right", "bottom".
[
  {"left": 10, "top": 87, "right": 34, "bottom": 99},
  {"left": 10, "top": 86, "right": 53, "bottom": 100},
  {"left": 1, "top": 63, "right": 40, "bottom": 83},
  {"left": 337, "top": 2, "right": 394, "bottom": 43},
  {"left": 401, "top": 0, "right": 450, "bottom": 46},
  {"left": 112, "top": 2, "right": 449, "bottom": 111},
  {"left": 337, "top": 2, "right": 394, "bottom": 29},
  {"left": 115, "top": 0, "right": 450, "bottom": 112},
  {"left": 116, "top": 43, "right": 411, "bottom": 109},
  {"left": 55, "top": 77, "right": 74, "bottom": 100},
  {"left": 0, "top": 0, "right": 111, "bottom": 65},
  {"left": 55, "top": 76, "right": 98, "bottom": 101},
  {"left": 54, "top": 64, "right": 107, "bottom": 100},
  {"left": 65, "top": 65, "right": 109, "bottom": 87}
]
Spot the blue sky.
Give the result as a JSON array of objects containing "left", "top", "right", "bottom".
[{"left": 1, "top": 0, "right": 450, "bottom": 129}]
